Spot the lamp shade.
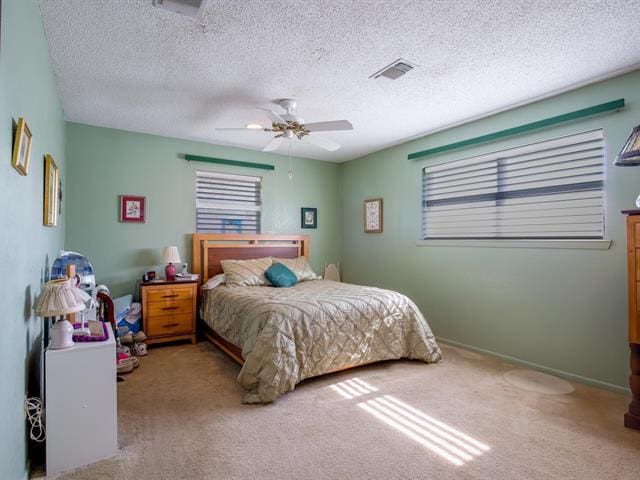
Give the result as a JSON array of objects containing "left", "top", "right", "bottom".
[
  {"left": 614, "top": 125, "right": 640, "bottom": 166},
  {"left": 34, "top": 278, "right": 91, "bottom": 317},
  {"left": 161, "top": 246, "right": 181, "bottom": 264}
]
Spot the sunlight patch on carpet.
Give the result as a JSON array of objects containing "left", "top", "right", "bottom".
[
  {"left": 330, "top": 377, "right": 378, "bottom": 399},
  {"left": 329, "top": 378, "right": 490, "bottom": 466}
]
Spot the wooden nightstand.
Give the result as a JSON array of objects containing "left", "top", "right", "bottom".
[{"left": 141, "top": 280, "right": 198, "bottom": 345}]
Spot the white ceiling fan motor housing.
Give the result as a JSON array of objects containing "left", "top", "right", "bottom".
[{"left": 278, "top": 99, "right": 304, "bottom": 124}]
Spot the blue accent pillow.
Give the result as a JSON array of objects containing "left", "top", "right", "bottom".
[{"left": 265, "top": 262, "right": 298, "bottom": 288}]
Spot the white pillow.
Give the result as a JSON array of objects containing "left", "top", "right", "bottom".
[
  {"left": 271, "top": 257, "right": 320, "bottom": 282},
  {"left": 220, "top": 257, "right": 273, "bottom": 286},
  {"left": 202, "top": 274, "right": 225, "bottom": 290}
]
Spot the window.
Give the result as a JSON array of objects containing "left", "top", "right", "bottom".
[
  {"left": 196, "top": 171, "right": 261, "bottom": 234},
  {"left": 421, "top": 129, "right": 604, "bottom": 239}
]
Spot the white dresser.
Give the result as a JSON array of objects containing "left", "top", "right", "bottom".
[{"left": 45, "top": 323, "right": 118, "bottom": 475}]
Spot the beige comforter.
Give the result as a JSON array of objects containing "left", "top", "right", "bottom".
[{"left": 201, "top": 279, "right": 441, "bottom": 403}]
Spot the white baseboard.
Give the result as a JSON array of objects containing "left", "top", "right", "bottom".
[{"left": 436, "top": 336, "right": 631, "bottom": 396}]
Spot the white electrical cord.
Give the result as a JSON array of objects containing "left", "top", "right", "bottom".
[{"left": 25, "top": 397, "right": 46, "bottom": 442}]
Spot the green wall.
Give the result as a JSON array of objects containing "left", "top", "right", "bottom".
[
  {"left": 65, "top": 123, "right": 342, "bottom": 298},
  {"left": 0, "top": 1, "right": 67, "bottom": 479},
  {"left": 340, "top": 69, "right": 640, "bottom": 392},
  {"left": 1, "top": 3, "right": 638, "bottom": 476}
]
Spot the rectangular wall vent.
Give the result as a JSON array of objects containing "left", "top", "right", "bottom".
[
  {"left": 370, "top": 58, "right": 418, "bottom": 80},
  {"left": 152, "top": 0, "right": 207, "bottom": 18}
]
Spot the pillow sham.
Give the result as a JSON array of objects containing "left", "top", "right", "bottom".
[
  {"left": 220, "top": 257, "right": 272, "bottom": 286},
  {"left": 265, "top": 263, "right": 298, "bottom": 288},
  {"left": 271, "top": 256, "right": 320, "bottom": 282},
  {"left": 202, "top": 274, "right": 225, "bottom": 290}
]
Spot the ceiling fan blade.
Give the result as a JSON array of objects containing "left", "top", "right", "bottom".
[
  {"left": 262, "top": 137, "right": 284, "bottom": 152},
  {"left": 260, "top": 108, "right": 287, "bottom": 124},
  {"left": 302, "top": 134, "right": 341, "bottom": 151},
  {"left": 304, "top": 120, "right": 353, "bottom": 132},
  {"left": 215, "top": 127, "right": 262, "bottom": 132}
]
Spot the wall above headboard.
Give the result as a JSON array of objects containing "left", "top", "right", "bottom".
[{"left": 64, "top": 123, "right": 341, "bottom": 297}]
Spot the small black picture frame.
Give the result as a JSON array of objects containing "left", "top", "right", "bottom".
[{"left": 301, "top": 207, "right": 317, "bottom": 229}]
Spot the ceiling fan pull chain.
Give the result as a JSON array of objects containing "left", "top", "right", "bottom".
[{"left": 288, "top": 139, "right": 294, "bottom": 180}]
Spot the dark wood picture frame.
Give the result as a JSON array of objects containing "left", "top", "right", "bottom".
[{"left": 301, "top": 207, "right": 317, "bottom": 229}]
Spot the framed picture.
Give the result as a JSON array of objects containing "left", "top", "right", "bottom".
[
  {"left": 301, "top": 207, "right": 317, "bottom": 229},
  {"left": 11, "top": 117, "right": 33, "bottom": 176},
  {"left": 364, "top": 198, "right": 383, "bottom": 233},
  {"left": 43, "top": 154, "right": 59, "bottom": 227},
  {"left": 119, "top": 195, "right": 146, "bottom": 223}
]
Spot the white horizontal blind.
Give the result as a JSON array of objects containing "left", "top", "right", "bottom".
[
  {"left": 422, "top": 129, "right": 605, "bottom": 239},
  {"left": 196, "top": 171, "right": 261, "bottom": 234}
]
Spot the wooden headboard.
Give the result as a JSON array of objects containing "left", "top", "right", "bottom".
[{"left": 192, "top": 234, "right": 309, "bottom": 284}]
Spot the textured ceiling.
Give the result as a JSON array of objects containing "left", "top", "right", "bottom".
[{"left": 39, "top": 0, "right": 640, "bottom": 162}]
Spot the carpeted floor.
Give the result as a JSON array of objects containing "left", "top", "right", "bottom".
[{"left": 50, "top": 341, "right": 640, "bottom": 480}]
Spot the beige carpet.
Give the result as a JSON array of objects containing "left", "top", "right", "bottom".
[{"left": 50, "top": 341, "right": 640, "bottom": 480}]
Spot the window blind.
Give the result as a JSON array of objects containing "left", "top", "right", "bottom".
[
  {"left": 196, "top": 171, "right": 261, "bottom": 234},
  {"left": 422, "top": 129, "right": 604, "bottom": 239}
]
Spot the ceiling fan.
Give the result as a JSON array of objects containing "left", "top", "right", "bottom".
[{"left": 215, "top": 99, "right": 353, "bottom": 152}]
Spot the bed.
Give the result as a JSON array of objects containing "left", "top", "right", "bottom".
[{"left": 193, "top": 233, "right": 442, "bottom": 403}]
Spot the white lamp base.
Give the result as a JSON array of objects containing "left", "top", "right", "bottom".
[{"left": 50, "top": 319, "right": 75, "bottom": 349}]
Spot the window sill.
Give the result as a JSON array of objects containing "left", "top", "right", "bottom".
[{"left": 415, "top": 239, "right": 612, "bottom": 250}]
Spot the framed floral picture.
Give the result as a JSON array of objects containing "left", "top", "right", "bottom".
[
  {"left": 119, "top": 195, "right": 146, "bottom": 223},
  {"left": 364, "top": 198, "right": 383, "bottom": 233},
  {"left": 301, "top": 207, "right": 317, "bottom": 229},
  {"left": 43, "top": 154, "right": 59, "bottom": 227},
  {"left": 12, "top": 117, "right": 33, "bottom": 176}
]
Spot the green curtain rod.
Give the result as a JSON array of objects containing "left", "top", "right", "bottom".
[
  {"left": 408, "top": 98, "right": 625, "bottom": 161},
  {"left": 184, "top": 154, "right": 275, "bottom": 171}
]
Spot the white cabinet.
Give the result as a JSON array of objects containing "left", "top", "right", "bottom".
[{"left": 45, "top": 323, "right": 117, "bottom": 475}]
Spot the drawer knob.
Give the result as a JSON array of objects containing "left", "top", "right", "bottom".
[
  {"left": 161, "top": 306, "right": 179, "bottom": 311},
  {"left": 163, "top": 323, "right": 180, "bottom": 328},
  {"left": 162, "top": 294, "right": 179, "bottom": 298}
]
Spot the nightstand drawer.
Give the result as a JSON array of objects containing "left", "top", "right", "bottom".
[
  {"left": 146, "top": 287, "right": 193, "bottom": 303},
  {"left": 146, "top": 313, "right": 193, "bottom": 337},
  {"left": 145, "top": 298, "right": 193, "bottom": 317},
  {"left": 141, "top": 280, "right": 197, "bottom": 346}
]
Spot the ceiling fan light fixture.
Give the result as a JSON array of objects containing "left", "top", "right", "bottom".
[{"left": 219, "top": 99, "right": 351, "bottom": 153}]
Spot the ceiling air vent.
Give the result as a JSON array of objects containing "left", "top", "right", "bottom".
[
  {"left": 370, "top": 58, "right": 418, "bottom": 80},
  {"left": 152, "top": 0, "right": 207, "bottom": 18}
]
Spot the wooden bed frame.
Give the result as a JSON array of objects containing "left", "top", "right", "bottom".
[{"left": 192, "top": 233, "right": 310, "bottom": 365}]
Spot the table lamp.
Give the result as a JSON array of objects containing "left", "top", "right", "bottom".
[
  {"left": 34, "top": 278, "right": 91, "bottom": 349},
  {"left": 162, "top": 245, "right": 181, "bottom": 281},
  {"left": 614, "top": 124, "right": 640, "bottom": 206},
  {"left": 614, "top": 125, "right": 640, "bottom": 167}
]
